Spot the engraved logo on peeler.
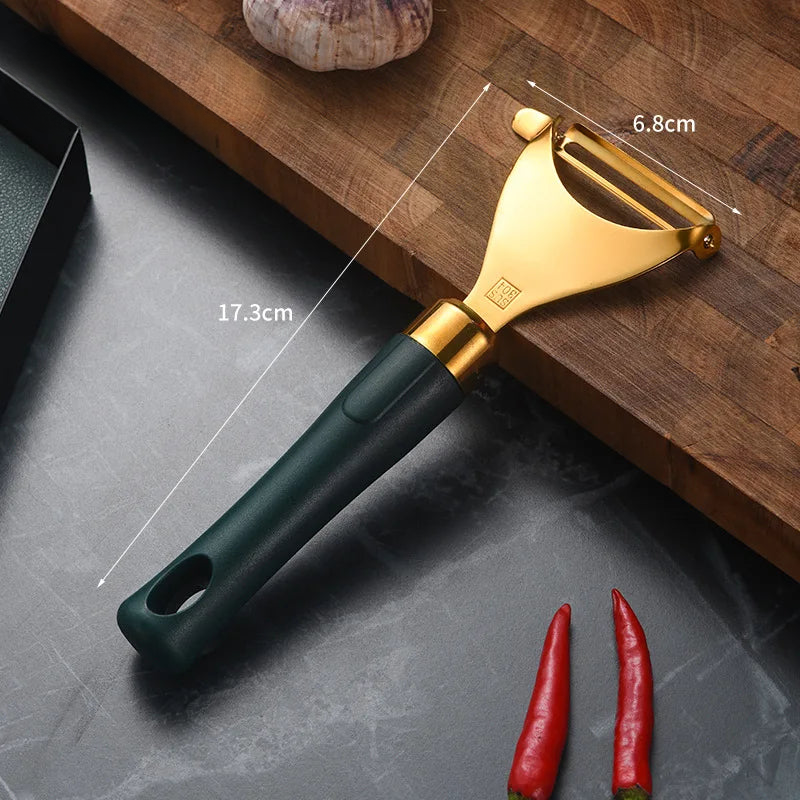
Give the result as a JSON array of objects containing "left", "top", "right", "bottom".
[{"left": 486, "top": 278, "right": 521, "bottom": 309}]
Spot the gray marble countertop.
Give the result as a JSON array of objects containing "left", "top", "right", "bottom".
[{"left": 0, "top": 9, "right": 798, "bottom": 800}]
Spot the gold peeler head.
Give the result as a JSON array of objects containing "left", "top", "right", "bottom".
[
  {"left": 465, "top": 108, "right": 720, "bottom": 331},
  {"left": 407, "top": 108, "right": 720, "bottom": 382}
]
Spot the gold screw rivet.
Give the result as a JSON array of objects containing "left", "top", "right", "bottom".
[{"left": 703, "top": 234, "right": 715, "bottom": 249}]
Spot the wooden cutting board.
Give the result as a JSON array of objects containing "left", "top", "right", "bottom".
[{"left": 6, "top": 0, "right": 800, "bottom": 579}]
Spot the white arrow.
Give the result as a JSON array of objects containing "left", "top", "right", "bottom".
[
  {"left": 97, "top": 82, "right": 492, "bottom": 589},
  {"left": 527, "top": 80, "right": 741, "bottom": 216}
]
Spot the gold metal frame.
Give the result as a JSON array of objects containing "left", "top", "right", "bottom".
[{"left": 408, "top": 108, "right": 721, "bottom": 381}]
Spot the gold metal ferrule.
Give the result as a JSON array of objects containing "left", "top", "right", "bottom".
[{"left": 405, "top": 300, "right": 495, "bottom": 385}]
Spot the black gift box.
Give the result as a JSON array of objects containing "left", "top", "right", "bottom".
[{"left": 0, "top": 66, "right": 90, "bottom": 415}]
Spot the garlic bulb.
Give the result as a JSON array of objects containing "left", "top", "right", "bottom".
[{"left": 242, "top": 0, "right": 434, "bottom": 72}]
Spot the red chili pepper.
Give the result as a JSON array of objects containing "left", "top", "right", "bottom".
[
  {"left": 612, "top": 589, "right": 654, "bottom": 800},
  {"left": 508, "top": 604, "right": 570, "bottom": 800}
]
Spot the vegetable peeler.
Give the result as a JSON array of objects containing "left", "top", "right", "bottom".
[{"left": 117, "top": 108, "right": 720, "bottom": 673}]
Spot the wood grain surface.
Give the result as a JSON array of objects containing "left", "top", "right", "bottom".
[{"left": 4, "top": 0, "right": 800, "bottom": 578}]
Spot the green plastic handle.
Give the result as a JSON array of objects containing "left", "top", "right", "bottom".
[{"left": 117, "top": 334, "right": 464, "bottom": 672}]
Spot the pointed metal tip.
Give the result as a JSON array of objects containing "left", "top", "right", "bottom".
[
  {"left": 527, "top": 80, "right": 536, "bottom": 87},
  {"left": 97, "top": 578, "right": 105, "bottom": 588},
  {"left": 733, "top": 208, "right": 742, "bottom": 215},
  {"left": 483, "top": 83, "right": 490, "bottom": 92}
]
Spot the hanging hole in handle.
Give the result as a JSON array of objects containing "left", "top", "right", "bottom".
[{"left": 146, "top": 554, "right": 213, "bottom": 615}]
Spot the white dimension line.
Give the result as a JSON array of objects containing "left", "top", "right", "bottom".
[
  {"left": 97, "top": 82, "right": 491, "bottom": 588},
  {"left": 527, "top": 80, "right": 741, "bottom": 215}
]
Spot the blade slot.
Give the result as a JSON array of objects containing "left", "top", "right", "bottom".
[{"left": 556, "top": 124, "right": 715, "bottom": 229}]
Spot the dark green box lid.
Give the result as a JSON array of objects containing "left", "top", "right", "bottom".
[{"left": 0, "top": 67, "right": 90, "bottom": 415}]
